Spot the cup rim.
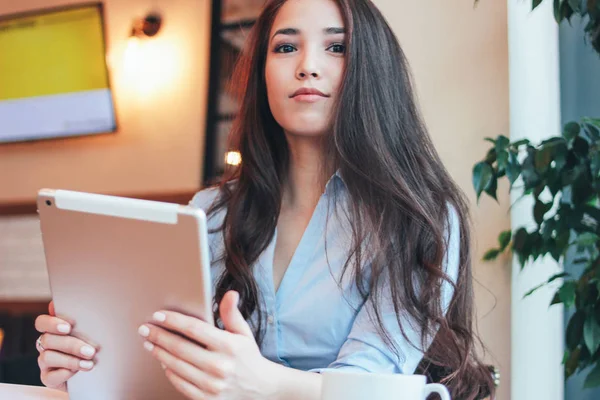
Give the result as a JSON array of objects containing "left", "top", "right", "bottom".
[{"left": 321, "top": 370, "right": 428, "bottom": 382}]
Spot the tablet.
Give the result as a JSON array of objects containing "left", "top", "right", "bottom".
[{"left": 37, "top": 189, "right": 213, "bottom": 400}]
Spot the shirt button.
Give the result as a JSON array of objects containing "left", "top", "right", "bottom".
[{"left": 267, "top": 314, "right": 275, "bottom": 324}]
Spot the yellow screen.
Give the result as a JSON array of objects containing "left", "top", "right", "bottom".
[{"left": 0, "top": 5, "right": 110, "bottom": 102}]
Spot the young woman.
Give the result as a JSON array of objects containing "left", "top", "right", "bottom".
[{"left": 34, "top": 0, "right": 495, "bottom": 399}]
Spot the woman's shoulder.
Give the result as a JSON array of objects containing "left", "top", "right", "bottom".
[
  {"left": 188, "top": 185, "right": 232, "bottom": 234},
  {"left": 188, "top": 186, "right": 222, "bottom": 210}
]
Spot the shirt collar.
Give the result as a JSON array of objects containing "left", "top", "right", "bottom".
[{"left": 324, "top": 169, "right": 346, "bottom": 197}]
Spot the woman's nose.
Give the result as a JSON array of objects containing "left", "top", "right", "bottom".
[
  {"left": 296, "top": 52, "right": 320, "bottom": 79},
  {"left": 297, "top": 70, "right": 319, "bottom": 79}
]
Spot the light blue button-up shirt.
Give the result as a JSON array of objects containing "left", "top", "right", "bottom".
[{"left": 190, "top": 173, "right": 460, "bottom": 374}]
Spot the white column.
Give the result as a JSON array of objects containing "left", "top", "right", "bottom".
[{"left": 507, "top": 1, "right": 564, "bottom": 400}]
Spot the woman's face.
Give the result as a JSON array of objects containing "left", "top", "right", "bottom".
[{"left": 265, "top": 0, "right": 345, "bottom": 138}]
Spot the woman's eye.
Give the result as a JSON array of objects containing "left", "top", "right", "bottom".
[
  {"left": 275, "top": 44, "right": 296, "bottom": 53},
  {"left": 328, "top": 43, "right": 345, "bottom": 54}
]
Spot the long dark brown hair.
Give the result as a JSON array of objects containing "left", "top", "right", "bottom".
[{"left": 207, "top": 0, "right": 495, "bottom": 398}]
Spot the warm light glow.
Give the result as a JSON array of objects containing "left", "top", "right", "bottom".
[
  {"left": 121, "top": 35, "right": 181, "bottom": 101},
  {"left": 225, "top": 151, "right": 242, "bottom": 166}
]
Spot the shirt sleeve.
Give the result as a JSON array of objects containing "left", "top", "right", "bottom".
[{"left": 309, "top": 204, "right": 461, "bottom": 374}]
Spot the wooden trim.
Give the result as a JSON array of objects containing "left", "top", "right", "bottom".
[
  {"left": 0, "top": 190, "right": 199, "bottom": 216},
  {"left": 0, "top": 202, "right": 38, "bottom": 216},
  {"left": 0, "top": 301, "right": 49, "bottom": 315}
]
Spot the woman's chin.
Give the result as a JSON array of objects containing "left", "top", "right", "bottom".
[
  {"left": 284, "top": 128, "right": 328, "bottom": 138},
  {"left": 280, "top": 118, "right": 330, "bottom": 138}
]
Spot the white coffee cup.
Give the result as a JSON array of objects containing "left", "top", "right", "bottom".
[{"left": 321, "top": 370, "right": 451, "bottom": 400}]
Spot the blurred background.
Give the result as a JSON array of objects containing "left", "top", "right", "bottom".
[{"left": 0, "top": 1, "right": 598, "bottom": 400}]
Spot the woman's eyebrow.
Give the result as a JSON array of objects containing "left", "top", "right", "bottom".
[
  {"left": 271, "top": 26, "right": 345, "bottom": 41},
  {"left": 324, "top": 27, "right": 345, "bottom": 35}
]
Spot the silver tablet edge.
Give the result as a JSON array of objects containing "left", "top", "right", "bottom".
[{"left": 38, "top": 188, "right": 181, "bottom": 224}]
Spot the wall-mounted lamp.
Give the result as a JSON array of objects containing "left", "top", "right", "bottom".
[
  {"left": 130, "top": 13, "right": 162, "bottom": 38},
  {"left": 121, "top": 11, "right": 179, "bottom": 103}
]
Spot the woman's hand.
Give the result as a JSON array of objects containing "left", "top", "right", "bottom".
[
  {"left": 139, "top": 291, "right": 278, "bottom": 400},
  {"left": 34, "top": 301, "right": 98, "bottom": 392}
]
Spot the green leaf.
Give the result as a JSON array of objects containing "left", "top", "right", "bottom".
[
  {"left": 506, "top": 152, "right": 521, "bottom": 186},
  {"left": 546, "top": 168, "right": 562, "bottom": 197},
  {"left": 563, "top": 121, "right": 581, "bottom": 142},
  {"left": 485, "top": 148, "right": 497, "bottom": 164},
  {"left": 586, "top": 118, "right": 600, "bottom": 125},
  {"left": 540, "top": 137, "right": 566, "bottom": 148},
  {"left": 523, "top": 272, "right": 570, "bottom": 298},
  {"left": 511, "top": 138, "right": 530, "bottom": 147},
  {"left": 524, "top": 283, "right": 546, "bottom": 298},
  {"left": 561, "top": 0, "right": 575, "bottom": 21},
  {"left": 562, "top": 349, "right": 570, "bottom": 364},
  {"left": 584, "top": 317, "right": 600, "bottom": 355},
  {"left": 495, "top": 135, "right": 510, "bottom": 152},
  {"left": 533, "top": 0, "right": 544, "bottom": 9},
  {"left": 584, "top": 363, "right": 600, "bottom": 389},
  {"left": 554, "top": 0, "right": 562, "bottom": 23},
  {"left": 582, "top": 121, "right": 600, "bottom": 141},
  {"left": 550, "top": 244, "right": 562, "bottom": 262},
  {"left": 590, "top": 150, "right": 600, "bottom": 178},
  {"left": 533, "top": 184, "right": 545, "bottom": 199},
  {"left": 566, "top": 310, "right": 585, "bottom": 350},
  {"left": 550, "top": 290, "right": 562, "bottom": 305},
  {"left": 565, "top": 347, "right": 581, "bottom": 378},
  {"left": 556, "top": 230, "right": 570, "bottom": 252},
  {"left": 483, "top": 248, "right": 500, "bottom": 261},
  {"left": 572, "top": 137, "right": 590, "bottom": 158},
  {"left": 582, "top": 117, "right": 600, "bottom": 128},
  {"left": 473, "top": 162, "right": 494, "bottom": 200},
  {"left": 553, "top": 142, "right": 568, "bottom": 171},
  {"left": 535, "top": 146, "right": 553, "bottom": 173},
  {"left": 484, "top": 137, "right": 496, "bottom": 145},
  {"left": 560, "top": 281, "right": 578, "bottom": 309},
  {"left": 484, "top": 175, "right": 498, "bottom": 201},
  {"left": 568, "top": 0, "right": 582, "bottom": 11},
  {"left": 548, "top": 272, "right": 570, "bottom": 283},
  {"left": 529, "top": 232, "right": 543, "bottom": 261},
  {"left": 512, "top": 228, "right": 528, "bottom": 252},
  {"left": 572, "top": 257, "right": 589, "bottom": 265},
  {"left": 584, "top": 206, "right": 600, "bottom": 225},
  {"left": 497, "top": 150, "right": 509, "bottom": 172},
  {"left": 561, "top": 171, "right": 576, "bottom": 189},
  {"left": 579, "top": 232, "right": 600, "bottom": 246},
  {"left": 534, "top": 201, "right": 553, "bottom": 225},
  {"left": 498, "top": 230, "right": 512, "bottom": 251},
  {"left": 521, "top": 150, "right": 541, "bottom": 188}
]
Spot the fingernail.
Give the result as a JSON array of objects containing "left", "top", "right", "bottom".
[
  {"left": 138, "top": 325, "right": 150, "bottom": 338},
  {"left": 79, "top": 360, "right": 94, "bottom": 370},
  {"left": 80, "top": 345, "right": 96, "bottom": 357},
  {"left": 161, "top": 363, "right": 167, "bottom": 370},
  {"left": 57, "top": 324, "right": 71, "bottom": 334},
  {"left": 152, "top": 312, "right": 166, "bottom": 322},
  {"left": 143, "top": 341, "right": 154, "bottom": 352}
]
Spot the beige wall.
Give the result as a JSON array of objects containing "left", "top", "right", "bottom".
[
  {"left": 0, "top": 0, "right": 212, "bottom": 203},
  {"left": 371, "top": 1, "right": 511, "bottom": 399}
]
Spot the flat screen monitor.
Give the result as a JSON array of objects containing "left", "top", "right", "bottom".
[{"left": 0, "top": 3, "right": 117, "bottom": 143}]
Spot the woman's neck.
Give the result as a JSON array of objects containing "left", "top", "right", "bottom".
[{"left": 282, "top": 134, "right": 330, "bottom": 210}]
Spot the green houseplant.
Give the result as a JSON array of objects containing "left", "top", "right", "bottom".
[{"left": 472, "top": 0, "right": 600, "bottom": 390}]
